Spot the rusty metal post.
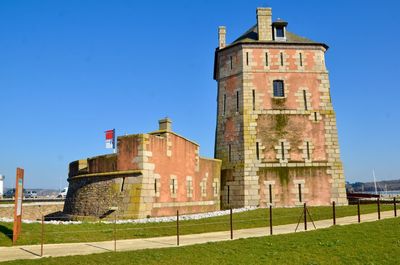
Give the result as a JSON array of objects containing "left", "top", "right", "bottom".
[
  {"left": 269, "top": 205, "right": 273, "bottom": 235},
  {"left": 113, "top": 214, "right": 117, "bottom": 252},
  {"left": 227, "top": 185, "right": 230, "bottom": 206},
  {"left": 303, "top": 203, "right": 307, "bottom": 231},
  {"left": 394, "top": 197, "right": 397, "bottom": 217},
  {"left": 41, "top": 215, "right": 44, "bottom": 257},
  {"left": 332, "top": 201, "right": 336, "bottom": 225},
  {"left": 377, "top": 198, "right": 381, "bottom": 220},
  {"left": 230, "top": 208, "right": 233, "bottom": 240},
  {"left": 176, "top": 210, "right": 179, "bottom": 246},
  {"left": 357, "top": 199, "right": 361, "bottom": 223}
]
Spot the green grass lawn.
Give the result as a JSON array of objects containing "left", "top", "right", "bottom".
[
  {"left": 2, "top": 216, "right": 400, "bottom": 265},
  {"left": 0, "top": 203, "right": 395, "bottom": 247}
]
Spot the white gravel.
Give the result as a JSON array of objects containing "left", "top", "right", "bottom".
[
  {"left": 0, "top": 217, "right": 82, "bottom": 225},
  {"left": 109, "top": 206, "right": 258, "bottom": 224},
  {"left": 0, "top": 206, "right": 258, "bottom": 225}
]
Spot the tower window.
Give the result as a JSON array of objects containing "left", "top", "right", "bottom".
[
  {"left": 281, "top": 141, "right": 285, "bottom": 160},
  {"left": 236, "top": 91, "right": 239, "bottom": 112},
  {"left": 223, "top": 94, "right": 226, "bottom": 116},
  {"left": 256, "top": 142, "right": 260, "bottom": 160},
  {"left": 228, "top": 144, "right": 232, "bottom": 162},
  {"left": 252, "top": 89, "right": 256, "bottom": 111},
  {"left": 172, "top": 179, "right": 176, "bottom": 194},
  {"left": 314, "top": 112, "right": 318, "bottom": 121},
  {"left": 246, "top": 52, "right": 249, "bottom": 66},
  {"left": 303, "top": 90, "right": 308, "bottom": 110},
  {"left": 299, "top": 53, "right": 303, "bottom": 67},
  {"left": 265, "top": 52, "right": 269, "bottom": 66},
  {"left": 280, "top": 52, "right": 284, "bottom": 66},
  {"left": 276, "top": 27, "right": 284, "bottom": 38},
  {"left": 230, "top": 56, "right": 233, "bottom": 69},
  {"left": 298, "top": 184, "right": 302, "bottom": 202},
  {"left": 273, "top": 21, "right": 287, "bottom": 41},
  {"left": 186, "top": 178, "right": 193, "bottom": 198},
  {"left": 269, "top": 184, "right": 273, "bottom": 203},
  {"left": 306, "top": 142, "right": 310, "bottom": 160},
  {"left": 273, "top": 80, "right": 285, "bottom": 97}
]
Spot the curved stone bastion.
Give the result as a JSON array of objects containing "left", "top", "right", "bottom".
[{"left": 63, "top": 119, "right": 222, "bottom": 219}]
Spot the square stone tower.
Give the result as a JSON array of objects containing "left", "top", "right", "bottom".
[{"left": 214, "top": 7, "right": 347, "bottom": 208}]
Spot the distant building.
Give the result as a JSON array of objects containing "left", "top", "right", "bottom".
[
  {"left": 64, "top": 119, "right": 221, "bottom": 219},
  {"left": 214, "top": 7, "right": 347, "bottom": 208}
]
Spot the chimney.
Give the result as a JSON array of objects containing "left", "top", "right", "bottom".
[
  {"left": 158, "top": 118, "right": 172, "bottom": 132},
  {"left": 218, "top": 26, "right": 226, "bottom": 49},
  {"left": 256, "top": 7, "right": 272, "bottom": 41}
]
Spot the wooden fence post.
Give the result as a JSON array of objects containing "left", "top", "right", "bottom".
[
  {"left": 230, "top": 208, "right": 233, "bottom": 240},
  {"left": 303, "top": 203, "right": 307, "bottom": 231},
  {"left": 41, "top": 215, "right": 44, "bottom": 257},
  {"left": 114, "top": 214, "right": 117, "bottom": 252},
  {"left": 269, "top": 205, "right": 273, "bottom": 235},
  {"left": 176, "top": 210, "right": 180, "bottom": 246},
  {"left": 332, "top": 201, "right": 336, "bottom": 225},
  {"left": 377, "top": 198, "right": 381, "bottom": 220}
]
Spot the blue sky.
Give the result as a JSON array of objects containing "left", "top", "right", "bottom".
[{"left": 1, "top": 0, "right": 399, "bottom": 189}]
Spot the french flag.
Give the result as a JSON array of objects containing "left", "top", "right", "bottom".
[{"left": 105, "top": 129, "right": 115, "bottom": 149}]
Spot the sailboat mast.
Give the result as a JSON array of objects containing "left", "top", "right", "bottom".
[{"left": 373, "top": 169, "right": 378, "bottom": 195}]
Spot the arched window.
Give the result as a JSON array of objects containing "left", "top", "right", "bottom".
[{"left": 273, "top": 80, "right": 284, "bottom": 97}]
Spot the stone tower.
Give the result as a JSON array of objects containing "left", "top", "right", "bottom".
[{"left": 214, "top": 7, "right": 347, "bottom": 208}]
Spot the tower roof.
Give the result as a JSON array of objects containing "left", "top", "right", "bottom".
[{"left": 230, "top": 24, "right": 328, "bottom": 49}]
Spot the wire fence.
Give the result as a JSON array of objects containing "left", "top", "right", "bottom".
[{"left": 0, "top": 198, "right": 398, "bottom": 257}]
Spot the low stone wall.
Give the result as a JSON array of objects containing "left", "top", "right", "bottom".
[
  {"left": 0, "top": 202, "right": 64, "bottom": 221},
  {"left": 64, "top": 175, "right": 124, "bottom": 218}
]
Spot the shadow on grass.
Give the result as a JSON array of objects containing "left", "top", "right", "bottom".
[{"left": 0, "top": 223, "right": 13, "bottom": 240}]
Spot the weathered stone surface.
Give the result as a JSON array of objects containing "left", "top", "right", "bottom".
[
  {"left": 214, "top": 7, "right": 347, "bottom": 208},
  {"left": 64, "top": 120, "right": 221, "bottom": 219}
]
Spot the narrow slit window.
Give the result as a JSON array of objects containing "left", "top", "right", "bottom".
[
  {"left": 121, "top": 177, "right": 125, "bottom": 192},
  {"left": 236, "top": 91, "right": 239, "bottom": 112},
  {"left": 256, "top": 142, "right": 260, "bottom": 160},
  {"left": 281, "top": 142, "right": 285, "bottom": 160},
  {"left": 273, "top": 80, "right": 285, "bottom": 97},
  {"left": 230, "top": 56, "right": 233, "bottom": 69},
  {"left": 298, "top": 184, "right": 302, "bottom": 202},
  {"left": 265, "top": 52, "right": 269, "bottom": 66},
  {"left": 246, "top": 52, "right": 249, "bottom": 66},
  {"left": 154, "top": 178, "right": 157, "bottom": 194},
  {"left": 306, "top": 142, "right": 310, "bottom": 160},
  {"left": 299, "top": 53, "right": 303, "bottom": 67},
  {"left": 252, "top": 89, "right": 256, "bottom": 111},
  {"left": 280, "top": 52, "right": 284, "bottom": 66},
  {"left": 269, "top": 184, "right": 273, "bottom": 203},
  {"left": 314, "top": 112, "right": 318, "bottom": 121},
  {"left": 214, "top": 181, "right": 218, "bottom": 196},
  {"left": 303, "top": 90, "right": 308, "bottom": 110},
  {"left": 223, "top": 94, "right": 226, "bottom": 115},
  {"left": 172, "top": 179, "right": 176, "bottom": 194},
  {"left": 187, "top": 179, "right": 193, "bottom": 197},
  {"left": 228, "top": 144, "right": 232, "bottom": 162}
]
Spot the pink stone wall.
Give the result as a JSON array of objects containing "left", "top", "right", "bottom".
[
  {"left": 258, "top": 167, "right": 332, "bottom": 207},
  {"left": 117, "top": 135, "right": 140, "bottom": 171},
  {"left": 148, "top": 133, "right": 220, "bottom": 216}
]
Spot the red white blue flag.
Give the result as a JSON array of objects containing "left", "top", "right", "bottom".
[{"left": 105, "top": 129, "right": 115, "bottom": 149}]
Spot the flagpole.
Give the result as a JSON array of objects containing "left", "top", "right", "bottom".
[{"left": 113, "top": 129, "right": 116, "bottom": 154}]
